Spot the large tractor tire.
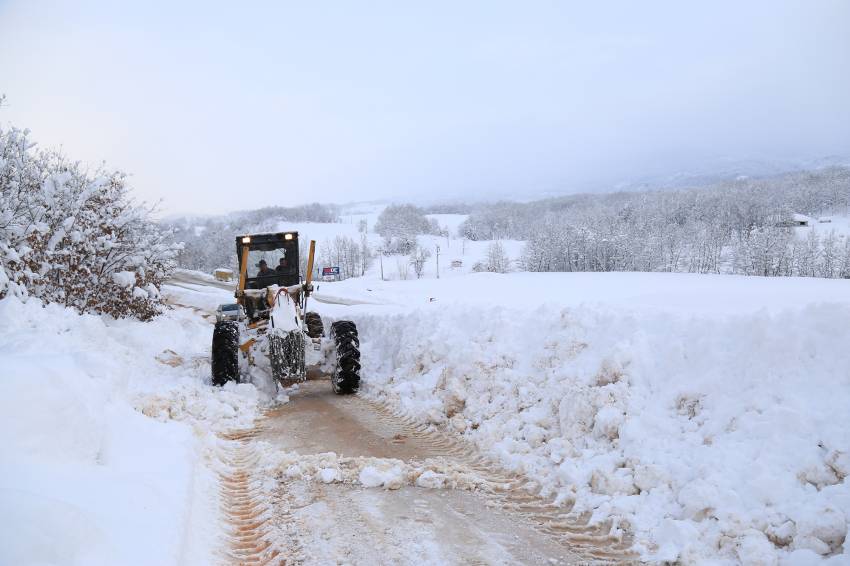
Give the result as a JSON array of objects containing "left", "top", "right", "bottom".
[
  {"left": 330, "top": 320, "right": 360, "bottom": 394},
  {"left": 211, "top": 320, "right": 239, "bottom": 386},
  {"left": 304, "top": 311, "right": 324, "bottom": 339},
  {"left": 269, "top": 330, "right": 306, "bottom": 384}
]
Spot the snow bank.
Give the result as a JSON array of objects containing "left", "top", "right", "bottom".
[
  {"left": 353, "top": 292, "right": 850, "bottom": 563},
  {"left": 0, "top": 295, "right": 262, "bottom": 565}
]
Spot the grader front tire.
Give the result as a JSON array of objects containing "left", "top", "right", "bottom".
[
  {"left": 269, "top": 330, "right": 306, "bottom": 385},
  {"left": 211, "top": 321, "right": 239, "bottom": 386}
]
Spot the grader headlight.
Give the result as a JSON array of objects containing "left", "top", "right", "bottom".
[
  {"left": 284, "top": 233, "right": 294, "bottom": 240},
  {"left": 241, "top": 236, "right": 251, "bottom": 244}
]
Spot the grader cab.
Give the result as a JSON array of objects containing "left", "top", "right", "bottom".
[{"left": 210, "top": 231, "right": 360, "bottom": 394}]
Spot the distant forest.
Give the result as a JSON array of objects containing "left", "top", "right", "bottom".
[
  {"left": 455, "top": 167, "right": 850, "bottom": 278},
  {"left": 163, "top": 203, "right": 340, "bottom": 274},
  {"left": 166, "top": 167, "right": 850, "bottom": 280}
]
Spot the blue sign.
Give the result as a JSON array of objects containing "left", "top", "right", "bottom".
[{"left": 322, "top": 266, "right": 340, "bottom": 276}]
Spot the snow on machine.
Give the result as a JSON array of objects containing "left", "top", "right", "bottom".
[{"left": 210, "top": 231, "right": 360, "bottom": 393}]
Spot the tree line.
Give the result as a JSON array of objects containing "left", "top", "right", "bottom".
[
  {"left": 163, "top": 203, "right": 341, "bottom": 274},
  {"left": 455, "top": 168, "right": 850, "bottom": 278}
]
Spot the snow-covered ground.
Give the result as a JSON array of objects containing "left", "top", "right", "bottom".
[
  {"left": 204, "top": 210, "right": 850, "bottom": 562},
  {"left": 5, "top": 208, "right": 850, "bottom": 564},
  {"left": 796, "top": 214, "right": 850, "bottom": 241},
  {"left": 0, "top": 286, "right": 261, "bottom": 565},
  {"left": 316, "top": 270, "right": 850, "bottom": 564}
]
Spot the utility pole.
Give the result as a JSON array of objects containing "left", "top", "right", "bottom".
[
  {"left": 435, "top": 244, "right": 440, "bottom": 279},
  {"left": 378, "top": 248, "right": 384, "bottom": 281}
]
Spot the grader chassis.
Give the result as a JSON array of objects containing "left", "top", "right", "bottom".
[{"left": 210, "top": 231, "right": 360, "bottom": 394}]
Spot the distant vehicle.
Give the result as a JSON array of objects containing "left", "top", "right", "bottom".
[
  {"left": 215, "top": 303, "right": 244, "bottom": 323},
  {"left": 214, "top": 268, "right": 234, "bottom": 282}
]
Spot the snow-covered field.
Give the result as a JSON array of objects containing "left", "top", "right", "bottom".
[
  {"left": 275, "top": 206, "right": 525, "bottom": 282},
  {"left": 0, "top": 287, "right": 261, "bottom": 565},
  {"left": 796, "top": 215, "right": 850, "bottom": 241},
  {"left": 316, "top": 270, "right": 850, "bottom": 564}
]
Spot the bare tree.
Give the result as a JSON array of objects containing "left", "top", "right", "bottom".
[
  {"left": 485, "top": 241, "right": 511, "bottom": 273},
  {"left": 396, "top": 257, "right": 410, "bottom": 280},
  {"left": 410, "top": 244, "right": 432, "bottom": 279}
]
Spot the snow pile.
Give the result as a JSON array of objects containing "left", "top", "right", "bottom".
[
  {"left": 135, "top": 380, "right": 261, "bottom": 433},
  {"left": 274, "top": 451, "right": 490, "bottom": 492},
  {"left": 359, "top": 464, "right": 406, "bottom": 489},
  {"left": 354, "top": 297, "right": 850, "bottom": 563},
  {"left": 0, "top": 295, "right": 262, "bottom": 565}
]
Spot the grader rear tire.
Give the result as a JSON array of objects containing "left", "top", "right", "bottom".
[
  {"left": 304, "top": 311, "right": 324, "bottom": 338},
  {"left": 211, "top": 321, "right": 239, "bottom": 386},
  {"left": 331, "top": 320, "right": 360, "bottom": 394}
]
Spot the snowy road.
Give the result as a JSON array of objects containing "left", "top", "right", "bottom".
[
  {"left": 226, "top": 380, "right": 634, "bottom": 565},
  {"left": 164, "top": 271, "right": 635, "bottom": 564},
  {"left": 168, "top": 270, "right": 236, "bottom": 292}
]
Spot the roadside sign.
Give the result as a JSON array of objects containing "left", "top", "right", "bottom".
[{"left": 322, "top": 266, "right": 340, "bottom": 276}]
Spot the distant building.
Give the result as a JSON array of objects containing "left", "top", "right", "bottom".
[
  {"left": 214, "top": 268, "right": 233, "bottom": 281},
  {"left": 451, "top": 260, "right": 463, "bottom": 269},
  {"left": 775, "top": 213, "right": 813, "bottom": 228}
]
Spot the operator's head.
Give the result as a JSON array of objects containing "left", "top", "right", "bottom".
[
  {"left": 258, "top": 260, "right": 267, "bottom": 268},
  {"left": 279, "top": 257, "right": 286, "bottom": 264}
]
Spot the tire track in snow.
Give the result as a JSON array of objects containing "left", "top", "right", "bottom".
[
  {"left": 217, "top": 426, "right": 285, "bottom": 565},
  {"left": 364, "top": 397, "right": 639, "bottom": 563}
]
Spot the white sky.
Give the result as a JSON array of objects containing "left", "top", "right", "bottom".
[{"left": 1, "top": 0, "right": 849, "bottom": 215}]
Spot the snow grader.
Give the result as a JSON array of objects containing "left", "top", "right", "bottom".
[{"left": 210, "top": 231, "right": 360, "bottom": 394}]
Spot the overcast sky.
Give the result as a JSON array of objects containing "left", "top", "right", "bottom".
[{"left": 1, "top": 1, "right": 849, "bottom": 215}]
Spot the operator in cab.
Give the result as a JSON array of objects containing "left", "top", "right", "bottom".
[
  {"left": 256, "top": 259, "right": 274, "bottom": 278},
  {"left": 276, "top": 257, "right": 289, "bottom": 272}
]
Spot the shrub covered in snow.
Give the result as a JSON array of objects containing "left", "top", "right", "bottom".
[
  {"left": 375, "top": 204, "right": 440, "bottom": 254},
  {"left": 0, "top": 124, "right": 179, "bottom": 319}
]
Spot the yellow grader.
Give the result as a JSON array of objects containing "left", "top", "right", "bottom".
[{"left": 210, "top": 231, "right": 360, "bottom": 394}]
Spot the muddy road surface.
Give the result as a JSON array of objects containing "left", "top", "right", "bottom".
[{"left": 223, "top": 381, "right": 635, "bottom": 565}]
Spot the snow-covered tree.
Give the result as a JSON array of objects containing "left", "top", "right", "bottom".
[
  {"left": 475, "top": 241, "right": 511, "bottom": 273},
  {"left": 512, "top": 168, "right": 850, "bottom": 280},
  {"left": 316, "top": 235, "right": 370, "bottom": 281},
  {"left": 375, "top": 204, "right": 438, "bottom": 254},
  {"left": 396, "top": 257, "right": 410, "bottom": 280},
  {"left": 0, "top": 124, "right": 179, "bottom": 320}
]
